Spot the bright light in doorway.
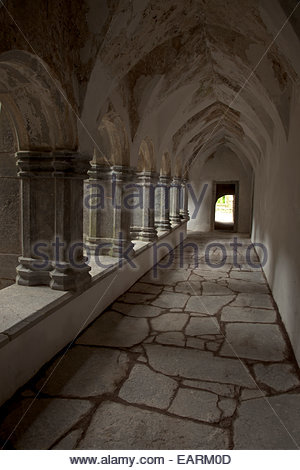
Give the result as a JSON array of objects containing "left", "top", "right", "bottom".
[{"left": 215, "top": 195, "right": 234, "bottom": 223}]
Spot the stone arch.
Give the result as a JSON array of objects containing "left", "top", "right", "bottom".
[
  {"left": 0, "top": 102, "right": 18, "bottom": 155},
  {"left": 0, "top": 102, "right": 21, "bottom": 287},
  {"left": 95, "top": 111, "right": 130, "bottom": 166},
  {"left": 182, "top": 161, "right": 190, "bottom": 180},
  {"left": 160, "top": 152, "right": 171, "bottom": 176},
  {"left": 174, "top": 154, "right": 183, "bottom": 178},
  {"left": 137, "top": 137, "right": 155, "bottom": 172},
  {"left": 0, "top": 50, "right": 77, "bottom": 151},
  {"left": 0, "top": 51, "right": 91, "bottom": 291}
]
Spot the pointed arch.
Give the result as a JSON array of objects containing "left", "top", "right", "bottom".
[
  {"left": 137, "top": 137, "right": 155, "bottom": 172},
  {"left": 95, "top": 111, "right": 130, "bottom": 166},
  {"left": 0, "top": 50, "right": 77, "bottom": 151},
  {"left": 160, "top": 151, "right": 171, "bottom": 176}
]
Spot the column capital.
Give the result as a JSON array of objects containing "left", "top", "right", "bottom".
[
  {"left": 88, "top": 163, "right": 112, "bottom": 180},
  {"left": 52, "top": 151, "right": 90, "bottom": 178},
  {"left": 16, "top": 151, "right": 90, "bottom": 178},
  {"left": 136, "top": 170, "right": 159, "bottom": 184},
  {"left": 158, "top": 174, "right": 172, "bottom": 185},
  {"left": 111, "top": 165, "right": 134, "bottom": 182},
  {"left": 171, "top": 176, "right": 183, "bottom": 186},
  {"left": 16, "top": 150, "right": 53, "bottom": 177}
]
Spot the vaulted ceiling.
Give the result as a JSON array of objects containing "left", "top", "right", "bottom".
[
  {"left": 78, "top": 0, "right": 300, "bottom": 175},
  {"left": 1, "top": 0, "right": 299, "bottom": 174}
]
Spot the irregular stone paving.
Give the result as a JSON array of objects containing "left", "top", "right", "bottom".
[{"left": 1, "top": 233, "right": 300, "bottom": 450}]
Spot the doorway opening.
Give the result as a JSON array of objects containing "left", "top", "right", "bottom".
[{"left": 213, "top": 182, "right": 238, "bottom": 231}]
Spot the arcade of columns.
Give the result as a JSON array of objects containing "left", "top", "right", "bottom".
[{"left": 15, "top": 149, "right": 189, "bottom": 291}]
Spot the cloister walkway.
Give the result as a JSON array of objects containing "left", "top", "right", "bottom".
[{"left": 0, "top": 233, "right": 300, "bottom": 450}]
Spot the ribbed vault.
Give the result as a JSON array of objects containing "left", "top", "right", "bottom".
[{"left": 79, "top": 0, "right": 300, "bottom": 177}]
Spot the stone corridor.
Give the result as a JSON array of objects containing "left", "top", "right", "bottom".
[{"left": 0, "top": 233, "right": 300, "bottom": 450}]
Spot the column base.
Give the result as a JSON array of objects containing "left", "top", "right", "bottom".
[
  {"left": 156, "top": 219, "right": 172, "bottom": 231},
  {"left": 180, "top": 210, "right": 190, "bottom": 221},
  {"left": 130, "top": 227, "right": 141, "bottom": 241},
  {"left": 136, "top": 227, "right": 158, "bottom": 242},
  {"left": 16, "top": 257, "right": 52, "bottom": 286},
  {"left": 86, "top": 237, "right": 135, "bottom": 258},
  {"left": 50, "top": 262, "right": 91, "bottom": 291},
  {"left": 170, "top": 215, "right": 182, "bottom": 226}
]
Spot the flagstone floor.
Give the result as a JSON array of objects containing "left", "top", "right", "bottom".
[{"left": 1, "top": 232, "right": 300, "bottom": 450}]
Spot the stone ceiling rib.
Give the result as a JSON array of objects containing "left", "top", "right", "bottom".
[{"left": 79, "top": 0, "right": 300, "bottom": 170}]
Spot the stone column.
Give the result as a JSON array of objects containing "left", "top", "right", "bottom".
[
  {"left": 85, "top": 163, "right": 113, "bottom": 252},
  {"left": 110, "top": 165, "right": 135, "bottom": 257},
  {"left": 16, "top": 151, "right": 54, "bottom": 286},
  {"left": 170, "top": 176, "right": 182, "bottom": 226},
  {"left": 180, "top": 178, "right": 190, "bottom": 221},
  {"left": 50, "top": 152, "right": 91, "bottom": 291},
  {"left": 135, "top": 171, "right": 158, "bottom": 242},
  {"left": 129, "top": 169, "right": 142, "bottom": 241},
  {"left": 86, "top": 164, "right": 134, "bottom": 258},
  {"left": 155, "top": 174, "right": 172, "bottom": 231}
]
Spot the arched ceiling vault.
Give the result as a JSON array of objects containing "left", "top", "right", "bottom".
[
  {"left": 80, "top": 0, "right": 300, "bottom": 175},
  {"left": 0, "top": 50, "right": 77, "bottom": 151}
]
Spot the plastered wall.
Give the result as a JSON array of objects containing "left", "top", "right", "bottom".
[
  {"left": 252, "top": 84, "right": 300, "bottom": 365},
  {"left": 187, "top": 148, "right": 253, "bottom": 234}
]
